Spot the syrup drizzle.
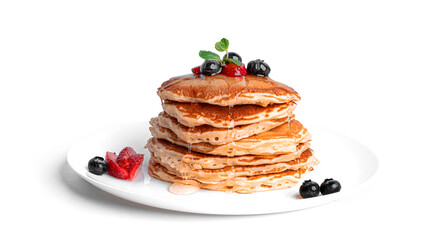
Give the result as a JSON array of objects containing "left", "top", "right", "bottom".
[{"left": 168, "top": 183, "right": 200, "bottom": 195}]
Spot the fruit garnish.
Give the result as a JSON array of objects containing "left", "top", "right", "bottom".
[
  {"left": 201, "top": 59, "right": 222, "bottom": 76},
  {"left": 128, "top": 153, "right": 144, "bottom": 167},
  {"left": 191, "top": 66, "right": 201, "bottom": 74},
  {"left": 247, "top": 59, "right": 271, "bottom": 77},
  {"left": 116, "top": 147, "right": 136, "bottom": 168},
  {"left": 106, "top": 151, "right": 117, "bottom": 162},
  {"left": 198, "top": 38, "right": 243, "bottom": 68},
  {"left": 193, "top": 38, "right": 272, "bottom": 76},
  {"left": 106, "top": 156, "right": 129, "bottom": 180},
  {"left": 88, "top": 156, "right": 108, "bottom": 175},
  {"left": 222, "top": 63, "right": 247, "bottom": 77},
  {"left": 299, "top": 180, "right": 320, "bottom": 198},
  {"left": 103, "top": 147, "right": 144, "bottom": 181},
  {"left": 320, "top": 178, "right": 341, "bottom": 195},
  {"left": 128, "top": 154, "right": 144, "bottom": 180}
]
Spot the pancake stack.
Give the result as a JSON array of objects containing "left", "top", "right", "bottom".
[{"left": 146, "top": 74, "right": 318, "bottom": 193}]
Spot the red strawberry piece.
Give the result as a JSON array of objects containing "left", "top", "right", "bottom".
[
  {"left": 129, "top": 153, "right": 144, "bottom": 167},
  {"left": 192, "top": 66, "right": 201, "bottom": 74},
  {"left": 128, "top": 164, "right": 141, "bottom": 180},
  {"left": 106, "top": 155, "right": 129, "bottom": 180},
  {"left": 128, "top": 154, "right": 144, "bottom": 180},
  {"left": 105, "top": 151, "right": 117, "bottom": 162},
  {"left": 116, "top": 147, "right": 136, "bottom": 168},
  {"left": 221, "top": 63, "right": 247, "bottom": 77}
]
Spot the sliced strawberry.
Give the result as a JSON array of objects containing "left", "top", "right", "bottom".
[
  {"left": 129, "top": 154, "right": 144, "bottom": 167},
  {"left": 128, "top": 154, "right": 143, "bottom": 180},
  {"left": 106, "top": 158, "right": 129, "bottom": 180},
  {"left": 192, "top": 66, "right": 201, "bottom": 74},
  {"left": 221, "top": 63, "right": 247, "bottom": 77},
  {"left": 105, "top": 151, "right": 117, "bottom": 162},
  {"left": 104, "top": 148, "right": 143, "bottom": 181},
  {"left": 116, "top": 147, "right": 136, "bottom": 168}
]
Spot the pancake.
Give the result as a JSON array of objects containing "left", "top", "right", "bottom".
[
  {"left": 162, "top": 100, "right": 296, "bottom": 128},
  {"left": 157, "top": 111, "right": 294, "bottom": 145},
  {"left": 149, "top": 149, "right": 318, "bottom": 184},
  {"left": 149, "top": 118, "right": 311, "bottom": 156},
  {"left": 149, "top": 160, "right": 310, "bottom": 193},
  {"left": 146, "top": 137, "right": 311, "bottom": 170},
  {"left": 157, "top": 74, "right": 300, "bottom": 107}
]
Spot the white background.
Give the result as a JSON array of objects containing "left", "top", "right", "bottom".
[{"left": 1, "top": 0, "right": 426, "bottom": 239}]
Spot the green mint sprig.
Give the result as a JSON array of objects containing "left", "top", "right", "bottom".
[
  {"left": 199, "top": 50, "right": 221, "bottom": 62},
  {"left": 215, "top": 38, "right": 229, "bottom": 54},
  {"left": 199, "top": 38, "right": 242, "bottom": 66}
]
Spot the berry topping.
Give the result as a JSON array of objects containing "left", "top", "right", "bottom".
[
  {"left": 191, "top": 66, "right": 201, "bottom": 74},
  {"left": 194, "top": 38, "right": 273, "bottom": 76},
  {"left": 88, "top": 156, "right": 108, "bottom": 175},
  {"left": 223, "top": 52, "right": 242, "bottom": 63},
  {"left": 201, "top": 59, "right": 222, "bottom": 76},
  {"left": 247, "top": 59, "right": 271, "bottom": 77},
  {"left": 197, "top": 38, "right": 243, "bottom": 74},
  {"left": 320, "top": 178, "right": 341, "bottom": 195},
  {"left": 222, "top": 63, "right": 247, "bottom": 77},
  {"left": 299, "top": 180, "right": 320, "bottom": 198},
  {"left": 116, "top": 147, "right": 136, "bottom": 168}
]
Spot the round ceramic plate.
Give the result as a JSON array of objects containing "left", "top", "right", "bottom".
[{"left": 67, "top": 121, "right": 378, "bottom": 215}]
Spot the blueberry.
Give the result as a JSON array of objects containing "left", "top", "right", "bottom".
[
  {"left": 320, "top": 178, "right": 341, "bottom": 195},
  {"left": 88, "top": 156, "right": 108, "bottom": 175},
  {"left": 299, "top": 180, "right": 320, "bottom": 198},
  {"left": 247, "top": 59, "right": 271, "bottom": 76},
  {"left": 223, "top": 52, "right": 242, "bottom": 62},
  {"left": 201, "top": 59, "right": 222, "bottom": 76}
]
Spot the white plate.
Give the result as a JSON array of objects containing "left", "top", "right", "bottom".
[{"left": 67, "top": 121, "right": 378, "bottom": 215}]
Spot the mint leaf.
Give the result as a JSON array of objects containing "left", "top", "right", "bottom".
[
  {"left": 199, "top": 50, "right": 221, "bottom": 62},
  {"left": 215, "top": 38, "right": 229, "bottom": 52},
  {"left": 220, "top": 38, "right": 229, "bottom": 49},
  {"left": 224, "top": 58, "right": 243, "bottom": 66},
  {"left": 215, "top": 42, "right": 226, "bottom": 52}
]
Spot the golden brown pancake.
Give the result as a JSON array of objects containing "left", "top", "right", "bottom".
[
  {"left": 146, "top": 137, "right": 311, "bottom": 170},
  {"left": 162, "top": 100, "right": 296, "bottom": 128},
  {"left": 149, "top": 118, "right": 311, "bottom": 156},
  {"left": 157, "top": 74, "right": 300, "bottom": 107},
  {"left": 148, "top": 160, "right": 311, "bottom": 193},
  {"left": 147, "top": 71, "right": 318, "bottom": 194},
  {"left": 156, "top": 111, "right": 294, "bottom": 145},
  {"left": 149, "top": 149, "right": 318, "bottom": 184}
]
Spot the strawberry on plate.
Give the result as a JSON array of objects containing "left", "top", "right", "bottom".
[
  {"left": 105, "top": 147, "right": 143, "bottom": 181},
  {"left": 106, "top": 151, "right": 118, "bottom": 162},
  {"left": 128, "top": 154, "right": 144, "bottom": 180},
  {"left": 106, "top": 152, "right": 129, "bottom": 180},
  {"left": 116, "top": 147, "right": 136, "bottom": 168}
]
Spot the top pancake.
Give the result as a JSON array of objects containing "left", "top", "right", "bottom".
[{"left": 158, "top": 73, "right": 300, "bottom": 107}]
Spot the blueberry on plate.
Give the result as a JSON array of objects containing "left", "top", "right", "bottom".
[
  {"left": 320, "top": 178, "right": 341, "bottom": 195},
  {"left": 201, "top": 59, "right": 222, "bottom": 76},
  {"left": 88, "top": 156, "right": 108, "bottom": 175},
  {"left": 247, "top": 59, "right": 271, "bottom": 77},
  {"left": 223, "top": 52, "right": 242, "bottom": 62},
  {"left": 299, "top": 180, "right": 320, "bottom": 198}
]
